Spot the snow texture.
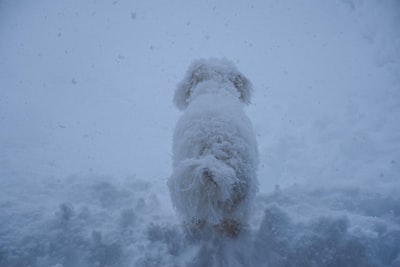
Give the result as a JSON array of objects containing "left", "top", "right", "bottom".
[
  {"left": 1, "top": 177, "right": 399, "bottom": 267},
  {"left": 1, "top": 0, "right": 400, "bottom": 266},
  {"left": 169, "top": 58, "right": 258, "bottom": 232}
]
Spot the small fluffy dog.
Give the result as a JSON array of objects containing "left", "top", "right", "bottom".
[{"left": 168, "top": 58, "right": 258, "bottom": 237}]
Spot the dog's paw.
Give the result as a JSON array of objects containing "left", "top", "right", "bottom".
[{"left": 214, "top": 218, "right": 241, "bottom": 238}]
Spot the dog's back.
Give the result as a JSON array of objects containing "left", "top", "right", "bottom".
[{"left": 168, "top": 59, "right": 258, "bottom": 238}]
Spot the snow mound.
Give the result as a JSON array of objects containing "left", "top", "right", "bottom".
[
  {"left": 1, "top": 175, "right": 399, "bottom": 267},
  {"left": 253, "top": 186, "right": 400, "bottom": 267}
]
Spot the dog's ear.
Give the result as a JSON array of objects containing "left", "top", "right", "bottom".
[
  {"left": 173, "top": 79, "right": 191, "bottom": 110},
  {"left": 173, "top": 62, "right": 206, "bottom": 110},
  {"left": 230, "top": 72, "right": 253, "bottom": 105}
]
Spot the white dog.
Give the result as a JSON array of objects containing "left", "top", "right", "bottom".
[{"left": 168, "top": 58, "right": 258, "bottom": 237}]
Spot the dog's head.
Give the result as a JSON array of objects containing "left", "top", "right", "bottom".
[{"left": 173, "top": 58, "right": 253, "bottom": 110}]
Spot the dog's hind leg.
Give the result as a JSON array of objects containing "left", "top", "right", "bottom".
[{"left": 214, "top": 218, "right": 242, "bottom": 238}]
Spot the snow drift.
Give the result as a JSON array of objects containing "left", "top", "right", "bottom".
[{"left": 1, "top": 176, "right": 399, "bottom": 267}]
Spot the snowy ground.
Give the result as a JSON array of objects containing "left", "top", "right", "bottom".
[{"left": 1, "top": 0, "right": 399, "bottom": 266}]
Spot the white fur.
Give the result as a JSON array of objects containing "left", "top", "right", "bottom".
[{"left": 168, "top": 58, "right": 258, "bottom": 233}]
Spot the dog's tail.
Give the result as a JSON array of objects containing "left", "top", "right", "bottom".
[{"left": 168, "top": 156, "right": 242, "bottom": 224}]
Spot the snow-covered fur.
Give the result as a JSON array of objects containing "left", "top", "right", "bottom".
[{"left": 168, "top": 58, "right": 258, "bottom": 237}]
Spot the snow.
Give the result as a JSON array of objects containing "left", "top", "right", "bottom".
[{"left": 0, "top": 0, "right": 399, "bottom": 266}]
